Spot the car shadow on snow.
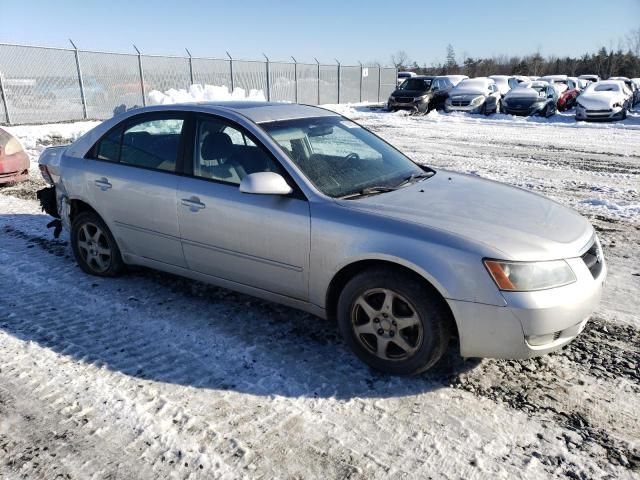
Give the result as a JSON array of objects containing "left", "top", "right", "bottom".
[{"left": 0, "top": 213, "right": 481, "bottom": 400}]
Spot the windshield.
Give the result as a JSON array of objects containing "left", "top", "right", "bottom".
[
  {"left": 589, "top": 83, "right": 621, "bottom": 93},
  {"left": 400, "top": 78, "right": 431, "bottom": 90},
  {"left": 261, "top": 116, "right": 428, "bottom": 198}
]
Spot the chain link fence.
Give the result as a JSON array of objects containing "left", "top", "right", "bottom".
[{"left": 0, "top": 42, "right": 397, "bottom": 125}]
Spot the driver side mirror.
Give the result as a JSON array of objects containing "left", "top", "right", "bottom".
[{"left": 240, "top": 172, "right": 293, "bottom": 195}]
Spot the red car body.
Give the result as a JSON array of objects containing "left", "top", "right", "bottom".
[
  {"left": 541, "top": 76, "right": 581, "bottom": 111},
  {"left": 0, "top": 128, "right": 29, "bottom": 184},
  {"left": 557, "top": 86, "right": 580, "bottom": 111}
]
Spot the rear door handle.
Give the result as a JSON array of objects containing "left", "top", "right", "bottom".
[
  {"left": 94, "top": 178, "right": 112, "bottom": 191},
  {"left": 181, "top": 196, "right": 206, "bottom": 212}
]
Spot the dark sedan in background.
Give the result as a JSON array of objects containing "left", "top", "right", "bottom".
[
  {"left": 388, "top": 76, "right": 454, "bottom": 113},
  {"left": 502, "top": 81, "right": 558, "bottom": 117}
]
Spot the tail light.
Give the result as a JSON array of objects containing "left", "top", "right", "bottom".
[{"left": 39, "top": 164, "right": 54, "bottom": 185}]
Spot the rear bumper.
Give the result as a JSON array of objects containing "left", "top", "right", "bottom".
[{"left": 448, "top": 255, "right": 606, "bottom": 359}]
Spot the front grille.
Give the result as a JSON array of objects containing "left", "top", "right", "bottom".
[
  {"left": 395, "top": 96, "right": 414, "bottom": 103},
  {"left": 451, "top": 99, "right": 471, "bottom": 107},
  {"left": 581, "top": 239, "right": 603, "bottom": 279},
  {"left": 506, "top": 108, "right": 530, "bottom": 115}
]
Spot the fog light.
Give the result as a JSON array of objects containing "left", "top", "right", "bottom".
[{"left": 526, "top": 333, "right": 556, "bottom": 346}]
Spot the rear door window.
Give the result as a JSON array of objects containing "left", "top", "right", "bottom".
[
  {"left": 120, "top": 118, "right": 185, "bottom": 172},
  {"left": 94, "top": 126, "right": 122, "bottom": 162}
]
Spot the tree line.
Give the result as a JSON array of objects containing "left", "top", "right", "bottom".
[{"left": 391, "top": 29, "right": 640, "bottom": 79}]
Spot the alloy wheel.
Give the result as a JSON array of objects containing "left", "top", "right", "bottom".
[
  {"left": 77, "top": 222, "right": 112, "bottom": 273},
  {"left": 350, "top": 288, "right": 423, "bottom": 361}
]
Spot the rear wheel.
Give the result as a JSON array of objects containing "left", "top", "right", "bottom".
[
  {"left": 337, "top": 268, "right": 452, "bottom": 375},
  {"left": 71, "top": 212, "right": 124, "bottom": 277}
]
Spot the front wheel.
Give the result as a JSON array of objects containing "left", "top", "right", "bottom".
[
  {"left": 337, "top": 268, "right": 452, "bottom": 375},
  {"left": 71, "top": 211, "right": 125, "bottom": 277}
]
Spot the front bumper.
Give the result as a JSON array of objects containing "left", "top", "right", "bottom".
[
  {"left": 576, "top": 105, "right": 625, "bottom": 121},
  {"left": 388, "top": 97, "right": 428, "bottom": 111},
  {"left": 503, "top": 102, "right": 545, "bottom": 116},
  {"left": 444, "top": 102, "right": 484, "bottom": 114},
  {"left": 448, "top": 252, "right": 606, "bottom": 359},
  {"left": 0, "top": 152, "right": 30, "bottom": 184}
]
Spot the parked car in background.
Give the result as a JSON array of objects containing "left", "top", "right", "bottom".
[
  {"left": 540, "top": 75, "right": 580, "bottom": 111},
  {"left": 443, "top": 75, "right": 468, "bottom": 86},
  {"left": 388, "top": 76, "right": 455, "bottom": 113},
  {"left": 508, "top": 76, "right": 531, "bottom": 89},
  {"left": 578, "top": 74, "right": 600, "bottom": 85},
  {"left": 37, "top": 102, "right": 607, "bottom": 375},
  {"left": 488, "top": 75, "right": 513, "bottom": 95},
  {"left": 501, "top": 81, "right": 557, "bottom": 117},
  {"left": 609, "top": 77, "right": 640, "bottom": 106},
  {"left": 444, "top": 78, "right": 502, "bottom": 114},
  {"left": 0, "top": 127, "right": 29, "bottom": 184},
  {"left": 576, "top": 80, "right": 631, "bottom": 121},
  {"left": 397, "top": 71, "right": 417, "bottom": 86}
]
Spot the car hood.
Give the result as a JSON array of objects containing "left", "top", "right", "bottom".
[
  {"left": 579, "top": 91, "right": 624, "bottom": 109},
  {"left": 337, "top": 171, "right": 593, "bottom": 261},
  {"left": 449, "top": 87, "right": 486, "bottom": 96},
  {"left": 505, "top": 88, "right": 543, "bottom": 102}
]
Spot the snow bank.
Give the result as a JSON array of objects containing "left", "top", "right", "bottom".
[{"left": 148, "top": 84, "right": 266, "bottom": 105}]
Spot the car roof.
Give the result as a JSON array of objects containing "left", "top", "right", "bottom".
[{"left": 123, "top": 102, "right": 339, "bottom": 124}]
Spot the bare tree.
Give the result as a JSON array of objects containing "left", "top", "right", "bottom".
[
  {"left": 391, "top": 50, "right": 411, "bottom": 70},
  {"left": 627, "top": 28, "right": 640, "bottom": 57}
]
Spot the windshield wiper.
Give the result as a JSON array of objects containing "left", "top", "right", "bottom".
[
  {"left": 394, "top": 171, "right": 434, "bottom": 188},
  {"left": 339, "top": 185, "right": 398, "bottom": 200}
]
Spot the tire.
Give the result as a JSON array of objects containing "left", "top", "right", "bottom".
[
  {"left": 337, "top": 268, "right": 452, "bottom": 375},
  {"left": 622, "top": 108, "right": 627, "bottom": 120},
  {"left": 71, "top": 211, "right": 125, "bottom": 277},
  {"left": 417, "top": 102, "right": 429, "bottom": 114}
]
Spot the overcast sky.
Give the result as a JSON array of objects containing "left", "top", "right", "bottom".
[{"left": 2, "top": 0, "right": 639, "bottom": 65}]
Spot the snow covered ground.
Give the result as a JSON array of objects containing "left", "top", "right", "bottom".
[{"left": 0, "top": 107, "right": 639, "bottom": 479}]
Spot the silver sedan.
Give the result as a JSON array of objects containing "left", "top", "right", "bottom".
[{"left": 38, "top": 102, "right": 606, "bottom": 375}]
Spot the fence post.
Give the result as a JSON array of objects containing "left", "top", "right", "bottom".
[
  {"left": 314, "top": 57, "right": 320, "bottom": 105},
  {"left": 0, "top": 72, "right": 11, "bottom": 124},
  {"left": 185, "top": 48, "right": 194, "bottom": 86},
  {"left": 358, "top": 61, "right": 363, "bottom": 103},
  {"left": 70, "top": 39, "right": 87, "bottom": 119},
  {"left": 263, "top": 53, "right": 271, "bottom": 101},
  {"left": 335, "top": 59, "right": 341, "bottom": 104},
  {"left": 291, "top": 56, "right": 298, "bottom": 103},
  {"left": 226, "top": 51, "right": 234, "bottom": 92},
  {"left": 377, "top": 64, "right": 381, "bottom": 102},
  {"left": 133, "top": 45, "right": 146, "bottom": 106}
]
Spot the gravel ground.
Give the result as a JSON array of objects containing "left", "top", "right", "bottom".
[{"left": 0, "top": 109, "right": 638, "bottom": 479}]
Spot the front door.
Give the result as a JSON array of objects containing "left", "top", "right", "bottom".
[{"left": 177, "top": 114, "right": 311, "bottom": 300}]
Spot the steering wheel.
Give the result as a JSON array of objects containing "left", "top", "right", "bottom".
[{"left": 345, "top": 152, "right": 360, "bottom": 161}]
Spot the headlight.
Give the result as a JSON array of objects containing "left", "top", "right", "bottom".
[
  {"left": 612, "top": 102, "right": 622, "bottom": 108},
  {"left": 445, "top": 98, "right": 452, "bottom": 105},
  {"left": 576, "top": 102, "right": 586, "bottom": 109},
  {"left": 484, "top": 259, "right": 576, "bottom": 291},
  {"left": 471, "top": 96, "right": 485, "bottom": 106},
  {"left": 389, "top": 96, "right": 396, "bottom": 101},
  {"left": 416, "top": 94, "right": 429, "bottom": 101}
]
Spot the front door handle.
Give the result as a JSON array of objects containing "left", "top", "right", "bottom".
[
  {"left": 94, "top": 178, "right": 112, "bottom": 191},
  {"left": 181, "top": 196, "right": 206, "bottom": 212}
]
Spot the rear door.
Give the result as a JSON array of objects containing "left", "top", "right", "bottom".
[
  {"left": 83, "top": 112, "right": 187, "bottom": 267},
  {"left": 176, "top": 114, "right": 311, "bottom": 300}
]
